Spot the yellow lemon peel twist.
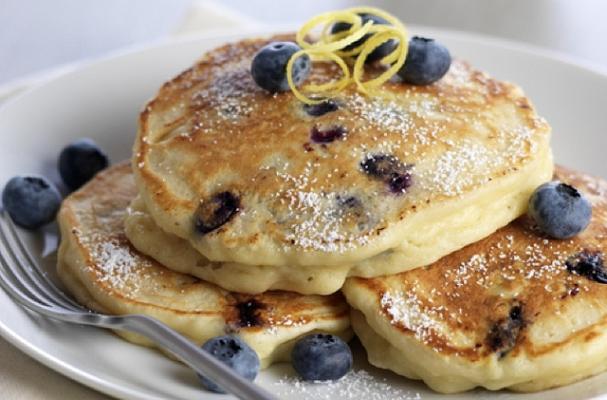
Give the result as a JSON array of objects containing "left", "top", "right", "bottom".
[
  {"left": 286, "top": 49, "right": 350, "bottom": 105},
  {"left": 286, "top": 6, "right": 409, "bottom": 104}
]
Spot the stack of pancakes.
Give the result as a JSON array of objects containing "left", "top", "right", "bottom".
[{"left": 57, "top": 35, "right": 607, "bottom": 393}]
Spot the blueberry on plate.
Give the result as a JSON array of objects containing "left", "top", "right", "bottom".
[
  {"left": 2, "top": 175, "right": 62, "bottom": 229},
  {"left": 528, "top": 181, "right": 592, "bottom": 239},
  {"left": 251, "top": 41, "right": 311, "bottom": 93},
  {"left": 58, "top": 138, "right": 109, "bottom": 190},
  {"left": 291, "top": 333, "right": 352, "bottom": 381},
  {"left": 397, "top": 36, "right": 451, "bottom": 85},
  {"left": 331, "top": 13, "right": 396, "bottom": 63},
  {"left": 198, "top": 335, "right": 260, "bottom": 393}
]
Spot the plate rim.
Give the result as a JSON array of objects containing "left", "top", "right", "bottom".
[{"left": 0, "top": 317, "right": 163, "bottom": 400}]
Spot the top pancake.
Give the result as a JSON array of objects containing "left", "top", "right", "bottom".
[
  {"left": 134, "top": 34, "right": 552, "bottom": 268},
  {"left": 343, "top": 166, "right": 607, "bottom": 392}
]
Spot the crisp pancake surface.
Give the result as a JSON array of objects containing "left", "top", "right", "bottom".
[
  {"left": 344, "top": 166, "right": 607, "bottom": 393},
  {"left": 134, "top": 34, "right": 553, "bottom": 272},
  {"left": 57, "top": 162, "right": 350, "bottom": 367}
]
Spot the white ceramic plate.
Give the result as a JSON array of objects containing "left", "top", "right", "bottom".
[{"left": 1, "top": 27, "right": 607, "bottom": 400}]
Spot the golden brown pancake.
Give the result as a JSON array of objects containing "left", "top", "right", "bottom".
[
  {"left": 344, "top": 166, "right": 607, "bottom": 392},
  {"left": 132, "top": 34, "right": 552, "bottom": 285},
  {"left": 57, "top": 162, "right": 351, "bottom": 367},
  {"left": 124, "top": 195, "right": 352, "bottom": 295}
]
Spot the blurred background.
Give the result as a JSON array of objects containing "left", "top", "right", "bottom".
[{"left": 1, "top": 0, "right": 606, "bottom": 88}]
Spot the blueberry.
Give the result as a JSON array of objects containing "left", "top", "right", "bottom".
[
  {"left": 2, "top": 175, "right": 62, "bottom": 229},
  {"left": 335, "top": 195, "right": 368, "bottom": 229},
  {"left": 303, "top": 99, "right": 339, "bottom": 117},
  {"left": 360, "top": 154, "right": 413, "bottom": 194},
  {"left": 397, "top": 36, "right": 451, "bottom": 85},
  {"left": 331, "top": 14, "right": 396, "bottom": 63},
  {"left": 236, "top": 299, "right": 264, "bottom": 327},
  {"left": 336, "top": 195, "right": 362, "bottom": 210},
  {"left": 566, "top": 251, "right": 607, "bottom": 284},
  {"left": 310, "top": 125, "right": 347, "bottom": 143},
  {"left": 58, "top": 138, "right": 109, "bottom": 190},
  {"left": 388, "top": 173, "right": 413, "bottom": 193},
  {"left": 291, "top": 333, "right": 352, "bottom": 381},
  {"left": 251, "top": 42, "right": 310, "bottom": 93},
  {"left": 195, "top": 191, "right": 240, "bottom": 234},
  {"left": 198, "top": 335, "right": 260, "bottom": 393},
  {"left": 486, "top": 304, "right": 525, "bottom": 357},
  {"left": 528, "top": 181, "right": 592, "bottom": 239}
]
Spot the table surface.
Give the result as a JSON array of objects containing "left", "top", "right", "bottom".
[{"left": 1, "top": 0, "right": 606, "bottom": 87}]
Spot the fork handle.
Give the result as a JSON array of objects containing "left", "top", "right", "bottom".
[{"left": 98, "top": 314, "right": 277, "bottom": 400}]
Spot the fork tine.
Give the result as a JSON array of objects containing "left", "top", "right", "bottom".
[
  {"left": 0, "top": 213, "right": 81, "bottom": 310},
  {"left": 0, "top": 246, "right": 83, "bottom": 322},
  {"left": 0, "top": 221, "right": 54, "bottom": 307},
  {"left": 3, "top": 212, "right": 83, "bottom": 310},
  {"left": 0, "top": 238, "right": 55, "bottom": 312}
]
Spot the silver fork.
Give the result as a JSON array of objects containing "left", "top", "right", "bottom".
[{"left": 0, "top": 211, "right": 277, "bottom": 400}]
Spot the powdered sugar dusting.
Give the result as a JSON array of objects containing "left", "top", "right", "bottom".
[
  {"left": 272, "top": 161, "right": 374, "bottom": 253},
  {"left": 93, "top": 240, "right": 146, "bottom": 290},
  {"left": 281, "top": 190, "right": 373, "bottom": 252},
  {"left": 273, "top": 370, "right": 422, "bottom": 400},
  {"left": 70, "top": 201, "right": 160, "bottom": 297},
  {"left": 441, "top": 229, "right": 575, "bottom": 297},
  {"left": 191, "top": 61, "right": 260, "bottom": 133},
  {"left": 416, "top": 129, "right": 535, "bottom": 197},
  {"left": 381, "top": 289, "right": 443, "bottom": 343},
  {"left": 73, "top": 227, "right": 157, "bottom": 297},
  {"left": 420, "top": 140, "right": 499, "bottom": 196},
  {"left": 348, "top": 94, "right": 413, "bottom": 134},
  {"left": 264, "top": 313, "right": 309, "bottom": 335}
]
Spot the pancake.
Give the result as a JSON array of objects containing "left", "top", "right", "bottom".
[
  {"left": 343, "top": 166, "right": 607, "bottom": 393},
  {"left": 133, "top": 35, "right": 553, "bottom": 279},
  {"left": 57, "top": 162, "right": 351, "bottom": 367},
  {"left": 124, "top": 195, "right": 350, "bottom": 295}
]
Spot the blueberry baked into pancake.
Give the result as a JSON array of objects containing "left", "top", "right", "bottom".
[
  {"left": 344, "top": 166, "right": 607, "bottom": 393},
  {"left": 130, "top": 10, "right": 552, "bottom": 295},
  {"left": 57, "top": 162, "right": 351, "bottom": 369}
]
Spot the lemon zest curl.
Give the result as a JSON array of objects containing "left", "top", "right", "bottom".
[{"left": 286, "top": 7, "right": 409, "bottom": 104}]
